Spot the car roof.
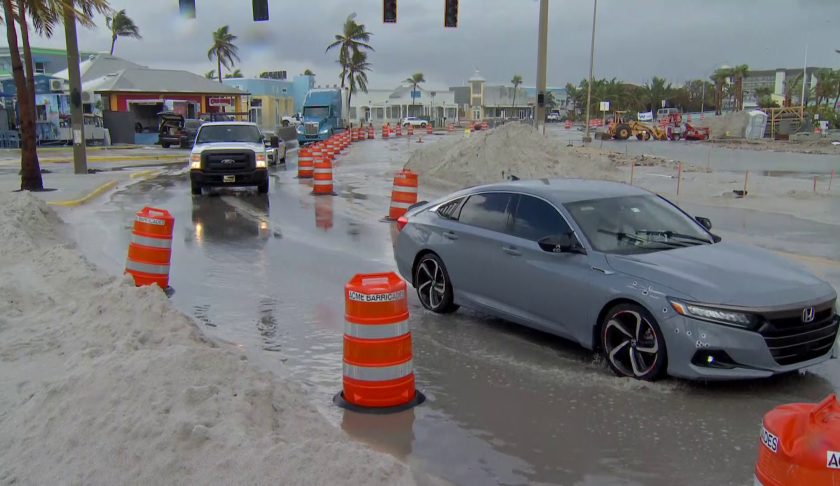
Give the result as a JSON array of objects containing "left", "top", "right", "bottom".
[
  {"left": 199, "top": 121, "right": 258, "bottom": 127},
  {"left": 445, "top": 178, "right": 652, "bottom": 205}
]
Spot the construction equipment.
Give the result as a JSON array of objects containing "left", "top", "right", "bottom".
[
  {"left": 607, "top": 111, "right": 667, "bottom": 141},
  {"left": 684, "top": 123, "right": 710, "bottom": 141}
]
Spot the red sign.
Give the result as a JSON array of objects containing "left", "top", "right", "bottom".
[{"left": 208, "top": 96, "right": 233, "bottom": 106}]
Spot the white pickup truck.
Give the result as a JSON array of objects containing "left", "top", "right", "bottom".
[{"left": 281, "top": 113, "right": 302, "bottom": 127}]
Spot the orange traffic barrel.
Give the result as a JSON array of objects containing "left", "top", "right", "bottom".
[
  {"left": 382, "top": 124, "right": 389, "bottom": 138},
  {"left": 298, "top": 146, "right": 314, "bottom": 178},
  {"left": 448, "top": 122, "right": 454, "bottom": 132},
  {"left": 755, "top": 394, "right": 840, "bottom": 486},
  {"left": 312, "top": 156, "right": 335, "bottom": 195},
  {"left": 368, "top": 125, "right": 375, "bottom": 139},
  {"left": 426, "top": 123, "right": 432, "bottom": 134},
  {"left": 700, "top": 112, "right": 705, "bottom": 120},
  {"left": 565, "top": 119, "right": 571, "bottom": 129},
  {"left": 687, "top": 113, "right": 692, "bottom": 122},
  {"left": 469, "top": 121, "right": 475, "bottom": 131},
  {"left": 386, "top": 168, "right": 418, "bottom": 220},
  {"left": 395, "top": 124, "right": 402, "bottom": 137},
  {"left": 483, "top": 120, "right": 489, "bottom": 130},
  {"left": 314, "top": 194, "right": 334, "bottom": 230},
  {"left": 125, "top": 206, "right": 174, "bottom": 289},
  {"left": 333, "top": 272, "right": 425, "bottom": 413},
  {"left": 351, "top": 128, "right": 359, "bottom": 142},
  {"left": 407, "top": 125, "right": 414, "bottom": 135}
]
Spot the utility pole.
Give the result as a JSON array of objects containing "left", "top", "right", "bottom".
[
  {"left": 63, "top": 5, "right": 87, "bottom": 174},
  {"left": 535, "top": 0, "right": 548, "bottom": 133},
  {"left": 583, "top": 0, "right": 598, "bottom": 143}
]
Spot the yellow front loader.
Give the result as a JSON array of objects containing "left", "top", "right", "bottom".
[{"left": 607, "top": 111, "right": 668, "bottom": 141}]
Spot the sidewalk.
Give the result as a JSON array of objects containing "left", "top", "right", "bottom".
[
  {"left": 0, "top": 168, "right": 163, "bottom": 206},
  {"left": 0, "top": 147, "right": 187, "bottom": 165}
]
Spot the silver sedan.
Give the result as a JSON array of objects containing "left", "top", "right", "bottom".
[{"left": 393, "top": 179, "right": 840, "bottom": 381}]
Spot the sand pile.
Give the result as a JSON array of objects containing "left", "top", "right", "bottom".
[
  {"left": 405, "top": 123, "right": 621, "bottom": 189},
  {"left": 0, "top": 193, "right": 431, "bottom": 486},
  {"left": 694, "top": 111, "right": 751, "bottom": 139}
]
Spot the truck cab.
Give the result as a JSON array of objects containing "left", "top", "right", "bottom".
[{"left": 296, "top": 88, "right": 349, "bottom": 144}]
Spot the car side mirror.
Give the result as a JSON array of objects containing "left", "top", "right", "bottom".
[
  {"left": 695, "top": 216, "right": 712, "bottom": 230},
  {"left": 538, "top": 233, "right": 585, "bottom": 254}
]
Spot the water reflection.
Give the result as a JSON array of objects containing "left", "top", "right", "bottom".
[
  {"left": 314, "top": 196, "right": 334, "bottom": 231},
  {"left": 257, "top": 298, "right": 281, "bottom": 352},
  {"left": 190, "top": 194, "right": 271, "bottom": 248},
  {"left": 341, "top": 408, "right": 416, "bottom": 461}
]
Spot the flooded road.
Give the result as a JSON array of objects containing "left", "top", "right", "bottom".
[{"left": 62, "top": 139, "right": 839, "bottom": 486}]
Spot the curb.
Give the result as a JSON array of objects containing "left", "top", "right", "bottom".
[
  {"left": 39, "top": 154, "right": 187, "bottom": 163},
  {"left": 48, "top": 169, "right": 162, "bottom": 207}
]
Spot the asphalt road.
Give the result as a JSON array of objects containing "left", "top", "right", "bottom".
[{"left": 61, "top": 140, "right": 839, "bottom": 486}]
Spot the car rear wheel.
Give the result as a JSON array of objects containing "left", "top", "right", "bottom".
[
  {"left": 414, "top": 253, "right": 459, "bottom": 314},
  {"left": 420, "top": 123, "right": 427, "bottom": 127},
  {"left": 600, "top": 303, "right": 667, "bottom": 381},
  {"left": 161, "top": 142, "right": 170, "bottom": 148}
]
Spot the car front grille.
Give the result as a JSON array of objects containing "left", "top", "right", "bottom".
[
  {"left": 758, "top": 300, "right": 838, "bottom": 366},
  {"left": 304, "top": 122, "right": 319, "bottom": 136},
  {"left": 202, "top": 151, "right": 254, "bottom": 172}
]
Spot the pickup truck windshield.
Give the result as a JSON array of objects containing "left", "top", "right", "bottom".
[
  {"left": 303, "top": 106, "right": 330, "bottom": 118},
  {"left": 195, "top": 125, "right": 263, "bottom": 144}
]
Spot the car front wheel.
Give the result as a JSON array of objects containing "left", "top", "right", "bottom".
[
  {"left": 414, "top": 253, "right": 459, "bottom": 314},
  {"left": 600, "top": 303, "right": 667, "bottom": 381}
]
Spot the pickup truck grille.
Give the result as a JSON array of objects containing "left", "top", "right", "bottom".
[
  {"left": 758, "top": 300, "right": 838, "bottom": 366},
  {"left": 202, "top": 151, "right": 254, "bottom": 172},
  {"left": 304, "top": 122, "right": 319, "bottom": 136}
]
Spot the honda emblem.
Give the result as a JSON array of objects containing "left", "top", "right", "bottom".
[
  {"left": 221, "top": 159, "right": 235, "bottom": 164},
  {"left": 802, "top": 307, "right": 815, "bottom": 323}
]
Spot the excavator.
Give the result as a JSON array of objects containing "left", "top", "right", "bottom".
[{"left": 606, "top": 111, "right": 668, "bottom": 141}]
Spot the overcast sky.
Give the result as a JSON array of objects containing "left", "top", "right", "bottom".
[{"left": 8, "top": 0, "right": 840, "bottom": 90}]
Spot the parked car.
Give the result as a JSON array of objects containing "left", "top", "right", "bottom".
[
  {"left": 282, "top": 113, "right": 302, "bottom": 127},
  {"left": 260, "top": 130, "right": 286, "bottom": 165},
  {"left": 547, "top": 111, "right": 561, "bottom": 122},
  {"left": 179, "top": 119, "right": 205, "bottom": 149},
  {"left": 393, "top": 179, "right": 839, "bottom": 381},
  {"left": 157, "top": 111, "right": 185, "bottom": 149},
  {"left": 189, "top": 122, "right": 270, "bottom": 195},
  {"left": 401, "top": 117, "right": 428, "bottom": 128}
]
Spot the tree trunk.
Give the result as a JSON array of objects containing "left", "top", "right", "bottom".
[
  {"left": 18, "top": 1, "right": 37, "bottom": 122},
  {"left": 3, "top": 0, "right": 42, "bottom": 191},
  {"left": 110, "top": 35, "right": 117, "bottom": 55},
  {"left": 217, "top": 57, "right": 222, "bottom": 83},
  {"left": 512, "top": 88, "right": 517, "bottom": 109}
]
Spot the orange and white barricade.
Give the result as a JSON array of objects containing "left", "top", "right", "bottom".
[
  {"left": 312, "top": 156, "right": 335, "bottom": 195},
  {"left": 385, "top": 168, "right": 418, "bottom": 221},
  {"left": 426, "top": 123, "right": 433, "bottom": 134},
  {"left": 483, "top": 120, "right": 489, "bottom": 130},
  {"left": 755, "top": 394, "right": 840, "bottom": 486},
  {"left": 469, "top": 121, "right": 475, "bottom": 131},
  {"left": 351, "top": 128, "right": 359, "bottom": 142},
  {"left": 298, "top": 146, "right": 315, "bottom": 178},
  {"left": 125, "top": 207, "right": 174, "bottom": 289},
  {"left": 687, "top": 113, "right": 692, "bottom": 123},
  {"left": 565, "top": 119, "right": 571, "bottom": 129},
  {"left": 448, "top": 122, "right": 454, "bottom": 132},
  {"left": 382, "top": 124, "right": 389, "bottom": 138},
  {"left": 395, "top": 124, "right": 402, "bottom": 137},
  {"left": 333, "top": 272, "right": 424, "bottom": 412},
  {"left": 368, "top": 125, "right": 375, "bottom": 139},
  {"left": 407, "top": 125, "right": 414, "bottom": 136}
]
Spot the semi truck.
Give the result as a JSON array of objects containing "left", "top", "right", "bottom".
[{"left": 296, "top": 87, "right": 350, "bottom": 144}]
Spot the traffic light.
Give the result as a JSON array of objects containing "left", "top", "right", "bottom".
[
  {"left": 178, "top": 0, "right": 195, "bottom": 19},
  {"left": 444, "top": 0, "right": 458, "bottom": 28},
  {"left": 253, "top": 0, "right": 269, "bottom": 21},
  {"left": 383, "top": 0, "right": 397, "bottom": 23}
]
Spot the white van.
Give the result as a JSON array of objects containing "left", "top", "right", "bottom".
[{"left": 655, "top": 108, "right": 679, "bottom": 123}]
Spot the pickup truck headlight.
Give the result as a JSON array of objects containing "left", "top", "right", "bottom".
[
  {"left": 668, "top": 299, "right": 756, "bottom": 328},
  {"left": 190, "top": 154, "right": 201, "bottom": 170},
  {"left": 255, "top": 154, "right": 267, "bottom": 168}
]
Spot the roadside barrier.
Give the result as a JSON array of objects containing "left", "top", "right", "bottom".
[
  {"left": 754, "top": 394, "right": 840, "bottom": 486},
  {"left": 298, "top": 146, "right": 314, "bottom": 178},
  {"left": 351, "top": 128, "right": 359, "bottom": 142},
  {"left": 687, "top": 113, "right": 692, "bottom": 123},
  {"left": 368, "top": 125, "right": 375, "bottom": 139},
  {"left": 426, "top": 123, "right": 433, "bottom": 134},
  {"left": 333, "top": 272, "right": 425, "bottom": 413},
  {"left": 382, "top": 124, "right": 390, "bottom": 138},
  {"left": 314, "top": 194, "right": 334, "bottom": 230},
  {"left": 565, "top": 119, "right": 571, "bottom": 129},
  {"left": 395, "top": 124, "right": 402, "bottom": 137},
  {"left": 384, "top": 168, "right": 418, "bottom": 221},
  {"left": 312, "top": 155, "right": 336, "bottom": 195},
  {"left": 361, "top": 127, "right": 368, "bottom": 140},
  {"left": 469, "top": 121, "right": 475, "bottom": 131},
  {"left": 448, "top": 122, "right": 454, "bottom": 132},
  {"left": 125, "top": 207, "right": 174, "bottom": 290},
  {"left": 483, "top": 120, "right": 489, "bottom": 130},
  {"left": 407, "top": 125, "right": 414, "bottom": 136}
]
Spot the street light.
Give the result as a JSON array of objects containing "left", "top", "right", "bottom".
[{"left": 582, "top": 0, "right": 598, "bottom": 143}]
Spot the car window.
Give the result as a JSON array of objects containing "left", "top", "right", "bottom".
[
  {"left": 435, "top": 198, "right": 464, "bottom": 219},
  {"left": 457, "top": 193, "right": 512, "bottom": 233},
  {"left": 510, "top": 195, "right": 572, "bottom": 241},
  {"left": 185, "top": 120, "right": 202, "bottom": 129},
  {"left": 195, "top": 125, "right": 263, "bottom": 144}
]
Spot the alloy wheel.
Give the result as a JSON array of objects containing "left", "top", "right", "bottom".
[
  {"left": 604, "top": 310, "right": 660, "bottom": 378},
  {"left": 416, "top": 259, "right": 447, "bottom": 310}
]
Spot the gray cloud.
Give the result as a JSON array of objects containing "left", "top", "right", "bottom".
[{"left": 13, "top": 0, "right": 840, "bottom": 89}]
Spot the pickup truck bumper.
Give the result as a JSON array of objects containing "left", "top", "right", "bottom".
[{"left": 190, "top": 168, "right": 268, "bottom": 187}]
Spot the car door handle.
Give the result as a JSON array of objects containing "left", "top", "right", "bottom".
[
  {"left": 443, "top": 231, "right": 458, "bottom": 240},
  {"left": 502, "top": 246, "right": 522, "bottom": 256}
]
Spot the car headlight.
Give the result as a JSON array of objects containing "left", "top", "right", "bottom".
[
  {"left": 255, "top": 154, "right": 267, "bottom": 168},
  {"left": 190, "top": 154, "right": 201, "bottom": 170},
  {"left": 669, "top": 299, "right": 756, "bottom": 328}
]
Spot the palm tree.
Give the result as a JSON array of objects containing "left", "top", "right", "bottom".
[
  {"left": 345, "top": 50, "right": 371, "bottom": 108},
  {"left": 204, "top": 69, "right": 216, "bottom": 79},
  {"left": 644, "top": 76, "right": 672, "bottom": 114},
  {"left": 303, "top": 68, "right": 315, "bottom": 76},
  {"left": 564, "top": 82, "right": 578, "bottom": 115},
  {"left": 325, "top": 13, "right": 373, "bottom": 88},
  {"left": 510, "top": 74, "right": 522, "bottom": 108},
  {"left": 207, "top": 25, "right": 240, "bottom": 83},
  {"left": 405, "top": 72, "right": 425, "bottom": 117},
  {"left": 711, "top": 67, "right": 732, "bottom": 115},
  {"left": 224, "top": 68, "right": 243, "bottom": 79},
  {"left": 106, "top": 9, "right": 141, "bottom": 55},
  {"left": 730, "top": 64, "right": 749, "bottom": 110}
]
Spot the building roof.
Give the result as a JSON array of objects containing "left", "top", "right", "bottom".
[
  {"left": 0, "top": 46, "right": 98, "bottom": 57},
  {"left": 52, "top": 54, "right": 148, "bottom": 83},
  {"left": 83, "top": 68, "right": 247, "bottom": 95}
]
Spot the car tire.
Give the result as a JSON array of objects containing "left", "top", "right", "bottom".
[
  {"left": 599, "top": 303, "right": 668, "bottom": 381},
  {"left": 191, "top": 184, "right": 202, "bottom": 196},
  {"left": 413, "top": 253, "right": 459, "bottom": 314},
  {"left": 420, "top": 123, "right": 427, "bottom": 128},
  {"left": 161, "top": 142, "right": 170, "bottom": 148},
  {"left": 282, "top": 121, "right": 290, "bottom": 127},
  {"left": 257, "top": 181, "right": 269, "bottom": 194}
]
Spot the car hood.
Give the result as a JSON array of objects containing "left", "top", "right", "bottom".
[
  {"left": 192, "top": 142, "right": 265, "bottom": 152},
  {"left": 302, "top": 115, "right": 327, "bottom": 124},
  {"left": 605, "top": 240, "right": 834, "bottom": 307}
]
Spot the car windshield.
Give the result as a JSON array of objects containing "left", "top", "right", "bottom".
[
  {"left": 195, "top": 125, "right": 262, "bottom": 144},
  {"left": 565, "top": 194, "right": 713, "bottom": 255},
  {"left": 185, "top": 120, "right": 202, "bottom": 129},
  {"left": 303, "top": 106, "right": 329, "bottom": 118}
]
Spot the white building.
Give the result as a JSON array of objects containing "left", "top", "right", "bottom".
[{"left": 348, "top": 83, "right": 457, "bottom": 125}]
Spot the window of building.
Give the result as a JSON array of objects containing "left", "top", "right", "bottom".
[
  {"left": 250, "top": 98, "right": 262, "bottom": 108},
  {"left": 34, "top": 62, "right": 46, "bottom": 74},
  {"left": 471, "top": 82, "right": 482, "bottom": 95}
]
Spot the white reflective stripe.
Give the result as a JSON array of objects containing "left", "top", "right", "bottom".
[
  {"left": 130, "top": 233, "right": 172, "bottom": 249},
  {"left": 345, "top": 319, "right": 409, "bottom": 339},
  {"left": 313, "top": 181, "right": 333, "bottom": 186},
  {"left": 392, "top": 185, "right": 418, "bottom": 194},
  {"left": 343, "top": 359, "right": 413, "bottom": 381},
  {"left": 125, "top": 259, "right": 170, "bottom": 275},
  {"left": 314, "top": 168, "right": 332, "bottom": 173},
  {"left": 389, "top": 201, "right": 412, "bottom": 208}
]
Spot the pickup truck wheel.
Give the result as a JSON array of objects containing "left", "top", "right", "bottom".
[
  {"left": 161, "top": 142, "right": 170, "bottom": 148},
  {"left": 282, "top": 121, "right": 290, "bottom": 127},
  {"left": 191, "top": 184, "right": 202, "bottom": 196},
  {"left": 257, "top": 181, "right": 269, "bottom": 194}
]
